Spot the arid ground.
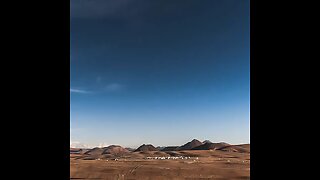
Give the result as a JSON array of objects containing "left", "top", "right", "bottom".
[{"left": 70, "top": 148, "right": 250, "bottom": 179}]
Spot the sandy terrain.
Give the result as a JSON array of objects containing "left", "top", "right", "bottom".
[{"left": 70, "top": 150, "right": 250, "bottom": 179}]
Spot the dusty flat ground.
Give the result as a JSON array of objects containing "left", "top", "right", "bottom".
[{"left": 70, "top": 150, "right": 250, "bottom": 179}]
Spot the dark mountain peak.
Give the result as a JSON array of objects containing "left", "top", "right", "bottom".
[
  {"left": 192, "top": 142, "right": 230, "bottom": 150},
  {"left": 102, "top": 145, "right": 129, "bottom": 155},
  {"left": 177, "top": 139, "right": 203, "bottom": 150},
  {"left": 134, "top": 144, "right": 158, "bottom": 152}
]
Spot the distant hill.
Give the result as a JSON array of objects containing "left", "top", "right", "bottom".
[
  {"left": 161, "top": 146, "right": 179, "bottom": 151},
  {"left": 102, "top": 145, "right": 129, "bottom": 155},
  {"left": 234, "top": 144, "right": 250, "bottom": 150},
  {"left": 78, "top": 141, "right": 250, "bottom": 158},
  {"left": 177, "top": 139, "right": 203, "bottom": 150},
  {"left": 202, "top": 140, "right": 212, "bottom": 144},
  {"left": 84, "top": 147, "right": 104, "bottom": 156},
  {"left": 84, "top": 145, "right": 129, "bottom": 156},
  {"left": 156, "top": 146, "right": 166, "bottom": 151},
  {"left": 125, "top": 147, "right": 135, "bottom": 152},
  {"left": 134, "top": 144, "right": 158, "bottom": 152},
  {"left": 70, "top": 148, "right": 83, "bottom": 154},
  {"left": 73, "top": 142, "right": 250, "bottom": 161},
  {"left": 192, "top": 142, "right": 230, "bottom": 150},
  {"left": 217, "top": 144, "right": 250, "bottom": 153}
]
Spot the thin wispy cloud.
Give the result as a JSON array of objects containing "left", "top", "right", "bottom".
[
  {"left": 104, "top": 83, "right": 124, "bottom": 92},
  {"left": 95, "top": 76, "right": 125, "bottom": 92},
  {"left": 96, "top": 76, "right": 102, "bottom": 84},
  {"left": 70, "top": 88, "right": 90, "bottom": 94},
  {"left": 70, "top": 83, "right": 124, "bottom": 94}
]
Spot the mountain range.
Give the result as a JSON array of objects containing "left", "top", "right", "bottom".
[{"left": 71, "top": 139, "right": 250, "bottom": 155}]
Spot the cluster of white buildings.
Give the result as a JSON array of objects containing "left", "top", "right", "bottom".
[{"left": 145, "top": 156, "right": 198, "bottom": 160}]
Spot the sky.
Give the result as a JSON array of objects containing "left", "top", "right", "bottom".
[{"left": 70, "top": 0, "right": 250, "bottom": 148}]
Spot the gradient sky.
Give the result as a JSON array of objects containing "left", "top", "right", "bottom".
[{"left": 70, "top": 0, "right": 250, "bottom": 148}]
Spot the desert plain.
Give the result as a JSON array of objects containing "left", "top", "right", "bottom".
[{"left": 70, "top": 140, "right": 250, "bottom": 179}]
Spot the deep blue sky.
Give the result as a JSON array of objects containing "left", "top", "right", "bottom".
[{"left": 70, "top": 0, "right": 250, "bottom": 148}]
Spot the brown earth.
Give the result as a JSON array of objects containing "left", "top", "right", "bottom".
[
  {"left": 71, "top": 147, "right": 250, "bottom": 179},
  {"left": 217, "top": 144, "right": 250, "bottom": 153}
]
